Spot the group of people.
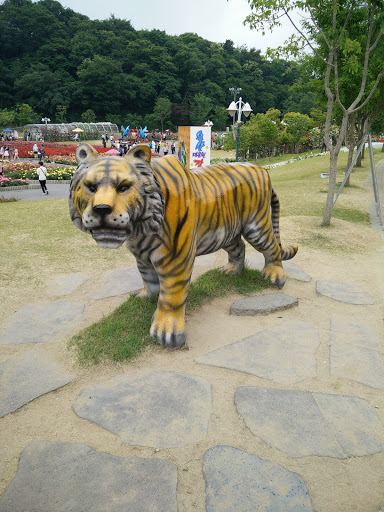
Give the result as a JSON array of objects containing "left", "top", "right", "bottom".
[
  {"left": 0, "top": 145, "right": 19, "bottom": 160},
  {"left": 148, "top": 141, "right": 175, "bottom": 155},
  {"left": 101, "top": 133, "right": 114, "bottom": 148}
]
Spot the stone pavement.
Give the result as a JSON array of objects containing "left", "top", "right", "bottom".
[{"left": 0, "top": 249, "right": 384, "bottom": 511}]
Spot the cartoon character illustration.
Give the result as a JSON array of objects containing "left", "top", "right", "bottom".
[{"left": 195, "top": 130, "right": 205, "bottom": 152}]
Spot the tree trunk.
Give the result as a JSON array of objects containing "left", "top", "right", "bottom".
[
  {"left": 321, "top": 148, "right": 339, "bottom": 226},
  {"left": 345, "top": 115, "right": 355, "bottom": 187}
]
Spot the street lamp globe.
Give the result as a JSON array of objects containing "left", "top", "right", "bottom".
[
  {"left": 242, "top": 103, "right": 253, "bottom": 117},
  {"left": 226, "top": 101, "right": 237, "bottom": 117}
]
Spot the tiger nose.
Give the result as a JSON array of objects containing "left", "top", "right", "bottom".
[{"left": 93, "top": 204, "right": 112, "bottom": 215}]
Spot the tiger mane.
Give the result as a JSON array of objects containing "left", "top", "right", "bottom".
[{"left": 130, "top": 158, "right": 165, "bottom": 237}]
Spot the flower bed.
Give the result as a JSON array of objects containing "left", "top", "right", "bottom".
[
  {"left": 2, "top": 161, "right": 76, "bottom": 181},
  {"left": 2, "top": 141, "right": 109, "bottom": 158},
  {"left": 45, "top": 155, "right": 77, "bottom": 165},
  {"left": 0, "top": 175, "right": 29, "bottom": 187},
  {"left": 0, "top": 195, "right": 19, "bottom": 202}
]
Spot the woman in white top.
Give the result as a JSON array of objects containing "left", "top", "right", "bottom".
[{"left": 37, "top": 161, "right": 48, "bottom": 194}]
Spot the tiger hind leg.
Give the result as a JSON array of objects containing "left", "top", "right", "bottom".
[
  {"left": 220, "top": 234, "right": 245, "bottom": 275},
  {"left": 243, "top": 223, "right": 286, "bottom": 289},
  {"left": 132, "top": 260, "right": 160, "bottom": 298}
]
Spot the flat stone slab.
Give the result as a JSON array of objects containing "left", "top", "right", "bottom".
[
  {"left": 330, "top": 314, "right": 384, "bottom": 389},
  {"left": 203, "top": 445, "right": 313, "bottom": 511},
  {"left": 230, "top": 292, "right": 298, "bottom": 316},
  {"left": 73, "top": 371, "right": 212, "bottom": 448},
  {"left": 0, "top": 300, "right": 85, "bottom": 345},
  {"left": 235, "top": 387, "right": 384, "bottom": 458},
  {"left": 0, "top": 350, "right": 74, "bottom": 418},
  {"left": 46, "top": 272, "right": 88, "bottom": 296},
  {"left": 196, "top": 320, "right": 320, "bottom": 384},
  {"left": 246, "top": 253, "right": 312, "bottom": 282},
  {"left": 89, "top": 267, "right": 143, "bottom": 300},
  {"left": 0, "top": 441, "right": 178, "bottom": 512},
  {"left": 316, "top": 280, "right": 374, "bottom": 304},
  {"left": 194, "top": 254, "right": 217, "bottom": 268}
]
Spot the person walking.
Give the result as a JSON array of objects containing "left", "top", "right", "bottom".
[
  {"left": 321, "top": 136, "right": 327, "bottom": 152},
  {"left": 37, "top": 161, "right": 48, "bottom": 194},
  {"left": 33, "top": 142, "right": 38, "bottom": 160},
  {"left": 171, "top": 142, "right": 175, "bottom": 154},
  {"left": 13, "top": 147, "right": 19, "bottom": 160},
  {"left": 163, "top": 142, "right": 169, "bottom": 156},
  {"left": 39, "top": 145, "right": 45, "bottom": 160}
]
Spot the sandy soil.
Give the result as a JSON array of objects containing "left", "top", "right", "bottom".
[{"left": 1, "top": 214, "right": 384, "bottom": 511}]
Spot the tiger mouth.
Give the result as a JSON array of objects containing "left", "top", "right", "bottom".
[{"left": 90, "top": 229, "right": 127, "bottom": 248}]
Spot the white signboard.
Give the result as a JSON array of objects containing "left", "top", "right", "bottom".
[{"left": 189, "top": 126, "right": 211, "bottom": 169}]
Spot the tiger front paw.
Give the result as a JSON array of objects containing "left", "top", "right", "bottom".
[
  {"left": 150, "top": 310, "right": 186, "bottom": 348},
  {"left": 263, "top": 264, "right": 286, "bottom": 289}
]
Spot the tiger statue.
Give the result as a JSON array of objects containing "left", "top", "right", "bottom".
[{"left": 69, "top": 143, "right": 298, "bottom": 348}]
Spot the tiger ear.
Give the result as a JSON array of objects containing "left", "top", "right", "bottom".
[
  {"left": 75, "top": 143, "right": 99, "bottom": 164},
  {"left": 126, "top": 144, "right": 152, "bottom": 164}
]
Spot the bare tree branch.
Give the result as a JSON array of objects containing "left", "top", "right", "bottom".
[{"left": 282, "top": 6, "right": 332, "bottom": 65}]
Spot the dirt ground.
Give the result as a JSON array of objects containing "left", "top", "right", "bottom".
[{"left": 1, "top": 213, "right": 384, "bottom": 511}]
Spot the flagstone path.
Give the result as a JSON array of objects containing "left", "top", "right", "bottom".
[{"left": 0, "top": 253, "right": 383, "bottom": 511}]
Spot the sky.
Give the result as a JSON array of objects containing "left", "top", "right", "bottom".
[{"left": 48, "top": 0, "right": 297, "bottom": 54}]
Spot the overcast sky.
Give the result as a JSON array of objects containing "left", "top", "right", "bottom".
[{"left": 47, "top": 0, "right": 297, "bottom": 54}]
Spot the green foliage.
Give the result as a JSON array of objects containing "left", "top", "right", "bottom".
[
  {"left": 81, "top": 109, "right": 96, "bottom": 123},
  {"left": 0, "top": 103, "right": 39, "bottom": 127},
  {"left": 189, "top": 93, "right": 212, "bottom": 125},
  {"left": 0, "top": 0, "right": 308, "bottom": 124},
  {"left": 282, "top": 112, "right": 315, "bottom": 150},
  {"left": 56, "top": 105, "right": 67, "bottom": 123},
  {"left": 68, "top": 267, "right": 271, "bottom": 364},
  {"left": 154, "top": 97, "right": 172, "bottom": 132},
  {"left": 212, "top": 106, "right": 229, "bottom": 131}
]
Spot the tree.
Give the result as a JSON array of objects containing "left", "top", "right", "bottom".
[
  {"left": 245, "top": 0, "right": 384, "bottom": 226},
  {"left": 212, "top": 106, "right": 229, "bottom": 131},
  {"left": 189, "top": 93, "right": 212, "bottom": 126},
  {"left": 15, "top": 103, "right": 38, "bottom": 126},
  {"left": 76, "top": 56, "right": 129, "bottom": 119},
  {"left": 56, "top": 105, "right": 67, "bottom": 123},
  {"left": 81, "top": 109, "right": 96, "bottom": 122},
  {"left": 283, "top": 112, "right": 315, "bottom": 152},
  {"left": 0, "top": 108, "right": 15, "bottom": 127},
  {"left": 154, "top": 97, "right": 171, "bottom": 133}
]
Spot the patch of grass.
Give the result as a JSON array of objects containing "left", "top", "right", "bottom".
[
  {"left": 68, "top": 267, "right": 271, "bottom": 364},
  {"left": 332, "top": 207, "right": 370, "bottom": 224}
]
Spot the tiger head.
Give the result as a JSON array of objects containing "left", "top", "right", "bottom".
[{"left": 69, "top": 143, "right": 165, "bottom": 248}]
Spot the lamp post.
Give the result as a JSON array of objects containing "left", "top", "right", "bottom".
[
  {"left": 229, "top": 87, "right": 242, "bottom": 128},
  {"left": 226, "top": 97, "right": 252, "bottom": 162},
  {"left": 41, "top": 117, "right": 50, "bottom": 142},
  {"left": 204, "top": 120, "right": 213, "bottom": 128}
]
